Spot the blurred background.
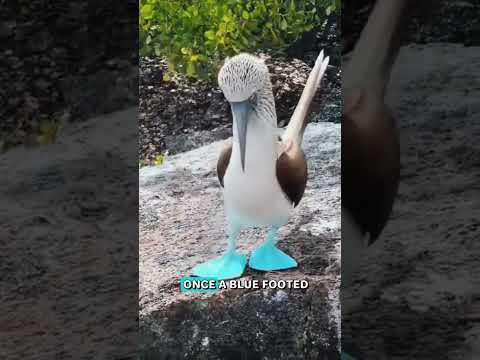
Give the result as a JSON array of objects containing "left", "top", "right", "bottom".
[
  {"left": 342, "top": 1, "right": 480, "bottom": 359},
  {"left": 0, "top": 1, "right": 138, "bottom": 152}
]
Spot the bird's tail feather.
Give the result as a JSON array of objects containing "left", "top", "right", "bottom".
[{"left": 283, "top": 50, "right": 329, "bottom": 145}]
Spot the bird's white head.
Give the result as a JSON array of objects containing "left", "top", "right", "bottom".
[
  {"left": 218, "top": 54, "right": 274, "bottom": 172},
  {"left": 218, "top": 53, "right": 269, "bottom": 102}
]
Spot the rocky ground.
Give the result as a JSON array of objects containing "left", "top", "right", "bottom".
[
  {"left": 139, "top": 123, "right": 341, "bottom": 359},
  {"left": 0, "top": 109, "right": 138, "bottom": 359},
  {"left": 343, "top": 44, "right": 480, "bottom": 359},
  {"left": 0, "top": 1, "right": 138, "bottom": 151}
]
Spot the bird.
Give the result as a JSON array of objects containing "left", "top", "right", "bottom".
[{"left": 192, "top": 50, "right": 329, "bottom": 280}]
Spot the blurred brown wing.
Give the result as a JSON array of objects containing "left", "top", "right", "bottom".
[{"left": 342, "top": 88, "right": 400, "bottom": 244}]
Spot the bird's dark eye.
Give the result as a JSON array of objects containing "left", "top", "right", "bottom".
[{"left": 249, "top": 93, "right": 258, "bottom": 106}]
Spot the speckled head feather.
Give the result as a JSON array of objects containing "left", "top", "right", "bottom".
[{"left": 218, "top": 53, "right": 269, "bottom": 102}]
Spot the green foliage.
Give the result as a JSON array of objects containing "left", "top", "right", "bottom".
[
  {"left": 140, "top": 0, "right": 339, "bottom": 79},
  {"left": 324, "top": 0, "right": 340, "bottom": 15},
  {"left": 37, "top": 120, "right": 61, "bottom": 145},
  {"left": 153, "top": 153, "right": 166, "bottom": 166},
  {"left": 139, "top": 153, "right": 166, "bottom": 168}
]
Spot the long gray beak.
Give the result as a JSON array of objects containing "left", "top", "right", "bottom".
[{"left": 230, "top": 100, "right": 251, "bottom": 172}]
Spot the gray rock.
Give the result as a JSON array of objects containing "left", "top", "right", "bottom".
[
  {"left": 34, "top": 78, "right": 50, "bottom": 91},
  {"left": 0, "top": 109, "right": 138, "bottom": 359},
  {"left": 0, "top": 21, "right": 16, "bottom": 39},
  {"left": 26, "top": 31, "right": 52, "bottom": 52},
  {"left": 139, "top": 123, "right": 341, "bottom": 358}
]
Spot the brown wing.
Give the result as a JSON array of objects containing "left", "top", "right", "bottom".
[
  {"left": 217, "top": 138, "right": 232, "bottom": 187},
  {"left": 276, "top": 141, "right": 308, "bottom": 207},
  {"left": 342, "top": 88, "right": 400, "bottom": 244}
]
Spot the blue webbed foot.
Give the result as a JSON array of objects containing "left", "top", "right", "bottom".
[
  {"left": 249, "top": 243, "right": 297, "bottom": 271},
  {"left": 249, "top": 228, "right": 297, "bottom": 271},
  {"left": 192, "top": 251, "right": 247, "bottom": 280}
]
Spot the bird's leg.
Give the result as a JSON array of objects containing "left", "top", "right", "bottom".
[
  {"left": 192, "top": 221, "right": 247, "bottom": 280},
  {"left": 248, "top": 226, "right": 297, "bottom": 271}
]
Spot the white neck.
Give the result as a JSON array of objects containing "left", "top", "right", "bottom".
[
  {"left": 231, "top": 113, "right": 277, "bottom": 175},
  {"left": 223, "top": 91, "right": 292, "bottom": 227}
]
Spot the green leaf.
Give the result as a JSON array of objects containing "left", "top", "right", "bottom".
[
  {"left": 204, "top": 30, "right": 216, "bottom": 40},
  {"left": 139, "top": 0, "right": 328, "bottom": 79},
  {"left": 153, "top": 154, "right": 165, "bottom": 166},
  {"left": 154, "top": 44, "right": 161, "bottom": 57},
  {"left": 140, "top": 4, "right": 153, "bottom": 19},
  {"left": 37, "top": 120, "right": 60, "bottom": 145},
  {"left": 186, "top": 62, "right": 197, "bottom": 76},
  {"left": 240, "top": 35, "right": 250, "bottom": 46},
  {"left": 226, "top": 21, "right": 235, "bottom": 32}
]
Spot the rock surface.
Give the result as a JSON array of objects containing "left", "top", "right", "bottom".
[
  {"left": 343, "top": 44, "right": 480, "bottom": 359},
  {"left": 0, "top": 109, "right": 138, "bottom": 359},
  {"left": 139, "top": 123, "right": 341, "bottom": 359}
]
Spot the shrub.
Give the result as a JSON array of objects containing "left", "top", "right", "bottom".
[{"left": 139, "top": 0, "right": 339, "bottom": 79}]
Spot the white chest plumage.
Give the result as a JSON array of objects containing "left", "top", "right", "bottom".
[{"left": 223, "top": 116, "right": 293, "bottom": 227}]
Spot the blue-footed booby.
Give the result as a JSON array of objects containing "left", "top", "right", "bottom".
[{"left": 192, "top": 51, "right": 329, "bottom": 280}]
